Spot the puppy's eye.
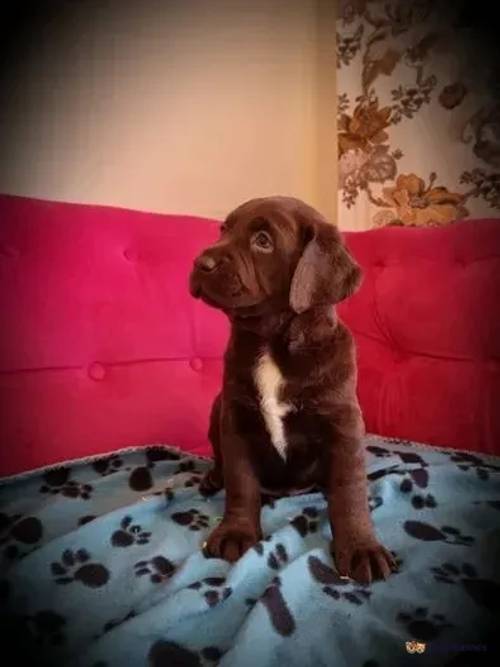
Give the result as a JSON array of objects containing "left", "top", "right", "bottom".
[
  {"left": 251, "top": 231, "right": 273, "bottom": 252},
  {"left": 219, "top": 224, "right": 227, "bottom": 235}
]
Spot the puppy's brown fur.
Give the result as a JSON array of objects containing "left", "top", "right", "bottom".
[{"left": 190, "top": 196, "right": 396, "bottom": 583}]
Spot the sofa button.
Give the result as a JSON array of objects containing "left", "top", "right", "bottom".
[
  {"left": 190, "top": 357, "right": 203, "bottom": 372},
  {"left": 88, "top": 362, "right": 106, "bottom": 381},
  {"left": 123, "top": 248, "right": 137, "bottom": 261}
]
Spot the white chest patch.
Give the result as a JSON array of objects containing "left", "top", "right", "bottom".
[{"left": 253, "top": 350, "right": 292, "bottom": 460}]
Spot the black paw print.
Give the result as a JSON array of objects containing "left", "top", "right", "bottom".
[
  {"left": 128, "top": 448, "right": 182, "bottom": 492},
  {"left": 188, "top": 576, "right": 232, "bottom": 607},
  {"left": 397, "top": 607, "right": 453, "bottom": 640},
  {"left": 175, "top": 461, "right": 204, "bottom": 487},
  {"left": 399, "top": 468, "right": 429, "bottom": 493},
  {"left": 128, "top": 466, "right": 153, "bottom": 492},
  {"left": 25, "top": 610, "right": 67, "bottom": 647},
  {"left": 0, "top": 512, "right": 43, "bottom": 560},
  {"left": 290, "top": 507, "right": 319, "bottom": 537},
  {"left": 267, "top": 543, "right": 289, "bottom": 570},
  {"left": 447, "top": 452, "right": 500, "bottom": 481},
  {"left": 260, "top": 576, "right": 296, "bottom": 637},
  {"left": 308, "top": 555, "right": 372, "bottom": 605},
  {"left": 368, "top": 444, "right": 427, "bottom": 467},
  {"left": 184, "top": 473, "right": 203, "bottom": 488},
  {"left": 92, "top": 455, "right": 123, "bottom": 476},
  {"left": 51, "top": 549, "right": 109, "bottom": 588},
  {"left": 134, "top": 555, "right": 176, "bottom": 583},
  {"left": 40, "top": 468, "right": 93, "bottom": 500},
  {"left": 178, "top": 460, "right": 197, "bottom": 473},
  {"left": 411, "top": 493, "right": 437, "bottom": 510},
  {"left": 171, "top": 509, "right": 210, "bottom": 531},
  {"left": 404, "top": 521, "right": 474, "bottom": 545},
  {"left": 111, "top": 516, "right": 151, "bottom": 547},
  {"left": 431, "top": 562, "right": 500, "bottom": 613},
  {"left": 148, "top": 641, "right": 224, "bottom": 667},
  {"left": 367, "top": 464, "right": 404, "bottom": 482},
  {"left": 367, "top": 445, "right": 391, "bottom": 458},
  {"left": 146, "top": 446, "right": 181, "bottom": 464}
]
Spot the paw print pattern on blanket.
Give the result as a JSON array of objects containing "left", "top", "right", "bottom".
[
  {"left": 184, "top": 474, "right": 203, "bottom": 488},
  {"left": 260, "top": 576, "right": 296, "bottom": 637},
  {"left": 2, "top": 438, "right": 499, "bottom": 666},
  {"left": 367, "top": 444, "right": 428, "bottom": 467},
  {"left": 267, "top": 543, "right": 289, "bottom": 570},
  {"left": 51, "top": 548, "right": 110, "bottom": 587},
  {"left": 171, "top": 509, "right": 210, "bottom": 531},
  {"left": 146, "top": 446, "right": 181, "bottom": 464},
  {"left": 397, "top": 607, "right": 453, "bottom": 640},
  {"left": 369, "top": 464, "right": 435, "bottom": 509},
  {"left": 177, "top": 461, "right": 204, "bottom": 487},
  {"left": 127, "top": 447, "right": 181, "bottom": 492},
  {"left": 431, "top": 562, "right": 500, "bottom": 613},
  {"left": 290, "top": 507, "right": 319, "bottom": 537},
  {"left": 39, "top": 467, "right": 93, "bottom": 499},
  {"left": 252, "top": 541, "right": 289, "bottom": 570},
  {"left": 134, "top": 556, "right": 176, "bottom": 583},
  {"left": 128, "top": 466, "right": 154, "bottom": 492},
  {"left": 411, "top": 493, "right": 437, "bottom": 510},
  {"left": 188, "top": 576, "right": 232, "bottom": 607},
  {"left": 404, "top": 521, "right": 474, "bottom": 545},
  {"left": 92, "top": 455, "right": 123, "bottom": 476},
  {"left": 148, "top": 640, "right": 224, "bottom": 667},
  {"left": 0, "top": 512, "right": 43, "bottom": 561},
  {"left": 111, "top": 516, "right": 151, "bottom": 547},
  {"left": 308, "top": 555, "right": 372, "bottom": 605},
  {"left": 446, "top": 452, "right": 500, "bottom": 481},
  {"left": 367, "top": 446, "right": 436, "bottom": 508}
]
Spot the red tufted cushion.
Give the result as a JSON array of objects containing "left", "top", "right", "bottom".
[
  {"left": 0, "top": 194, "right": 499, "bottom": 475},
  {"left": 0, "top": 195, "right": 226, "bottom": 475},
  {"left": 337, "top": 220, "right": 500, "bottom": 456}
]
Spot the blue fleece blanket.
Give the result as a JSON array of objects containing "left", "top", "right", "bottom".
[{"left": 1, "top": 436, "right": 499, "bottom": 667}]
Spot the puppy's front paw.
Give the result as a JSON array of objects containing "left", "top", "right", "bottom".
[
  {"left": 332, "top": 537, "right": 397, "bottom": 584},
  {"left": 204, "top": 520, "right": 260, "bottom": 562}
]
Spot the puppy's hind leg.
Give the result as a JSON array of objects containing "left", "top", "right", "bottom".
[{"left": 199, "top": 393, "right": 224, "bottom": 496}]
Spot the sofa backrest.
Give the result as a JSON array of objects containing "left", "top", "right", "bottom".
[{"left": 1, "top": 194, "right": 499, "bottom": 475}]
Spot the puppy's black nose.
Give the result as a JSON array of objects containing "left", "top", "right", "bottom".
[{"left": 195, "top": 253, "right": 218, "bottom": 272}]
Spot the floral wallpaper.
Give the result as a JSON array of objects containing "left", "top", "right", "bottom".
[{"left": 336, "top": 0, "right": 500, "bottom": 229}]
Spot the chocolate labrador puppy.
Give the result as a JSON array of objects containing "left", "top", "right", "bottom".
[{"left": 189, "top": 196, "right": 396, "bottom": 583}]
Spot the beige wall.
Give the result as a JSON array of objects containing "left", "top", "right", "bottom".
[{"left": 0, "top": 0, "right": 336, "bottom": 221}]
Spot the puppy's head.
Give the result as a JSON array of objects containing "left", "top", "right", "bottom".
[{"left": 190, "top": 196, "right": 361, "bottom": 316}]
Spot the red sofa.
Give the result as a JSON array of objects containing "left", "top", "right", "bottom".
[{"left": 1, "top": 194, "right": 499, "bottom": 477}]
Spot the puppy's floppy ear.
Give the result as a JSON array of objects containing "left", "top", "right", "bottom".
[{"left": 289, "top": 219, "right": 362, "bottom": 314}]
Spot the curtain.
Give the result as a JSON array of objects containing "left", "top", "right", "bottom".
[{"left": 336, "top": 0, "right": 500, "bottom": 230}]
